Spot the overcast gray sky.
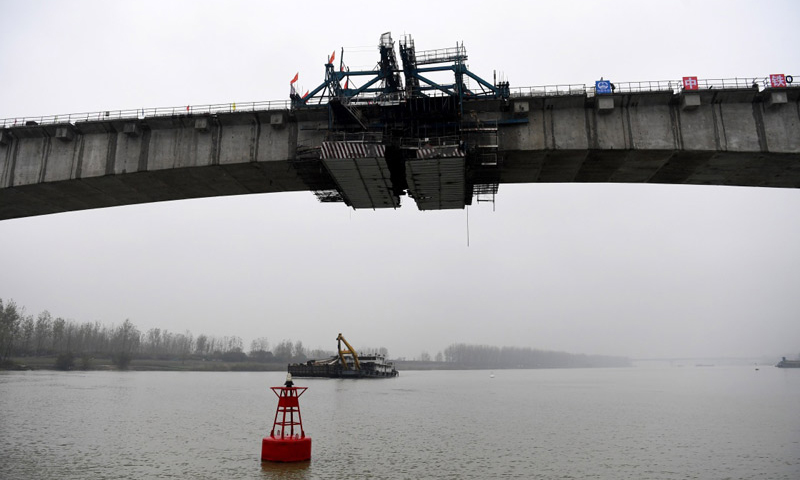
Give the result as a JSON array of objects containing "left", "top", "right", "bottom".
[{"left": 1, "top": 0, "right": 799, "bottom": 360}]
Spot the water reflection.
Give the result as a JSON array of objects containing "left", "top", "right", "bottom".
[{"left": 260, "top": 459, "right": 310, "bottom": 479}]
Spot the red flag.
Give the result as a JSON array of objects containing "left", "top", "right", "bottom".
[
  {"left": 303, "top": 90, "right": 309, "bottom": 98},
  {"left": 329, "top": 50, "right": 335, "bottom": 64},
  {"left": 344, "top": 79, "right": 349, "bottom": 89},
  {"left": 290, "top": 72, "right": 298, "bottom": 84}
]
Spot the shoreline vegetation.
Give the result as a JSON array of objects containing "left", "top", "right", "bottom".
[
  {"left": 2, "top": 357, "right": 631, "bottom": 372},
  {"left": 1, "top": 298, "right": 631, "bottom": 372}
]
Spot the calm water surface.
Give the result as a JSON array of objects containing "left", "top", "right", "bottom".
[{"left": 1, "top": 367, "right": 798, "bottom": 479}]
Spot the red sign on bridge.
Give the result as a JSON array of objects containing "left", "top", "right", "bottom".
[
  {"left": 770, "top": 74, "right": 787, "bottom": 88},
  {"left": 682, "top": 77, "right": 699, "bottom": 90}
]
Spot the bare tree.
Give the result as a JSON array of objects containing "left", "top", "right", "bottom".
[
  {"left": 111, "top": 319, "right": 140, "bottom": 369},
  {"left": 19, "top": 316, "right": 34, "bottom": 356},
  {"left": 0, "top": 299, "right": 22, "bottom": 362},
  {"left": 52, "top": 317, "right": 66, "bottom": 353},
  {"left": 249, "top": 337, "right": 270, "bottom": 355},
  {"left": 249, "top": 337, "right": 272, "bottom": 362},
  {"left": 293, "top": 340, "right": 307, "bottom": 362},
  {"left": 145, "top": 328, "right": 162, "bottom": 356},
  {"left": 34, "top": 311, "right": 52, "bottom": 355},
  {"left": 195, "top": 334, "right": 208, "bottom": 356},
  {"left": 177, "top": 330, "right": 193, "bottom": 361},
  {"left": 273, "top": 340, "right": 294, "bottom": 361}
]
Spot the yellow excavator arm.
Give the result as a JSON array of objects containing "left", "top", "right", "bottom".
[{"left": 336, "top": 333, "right": 361, "bottom": 370}]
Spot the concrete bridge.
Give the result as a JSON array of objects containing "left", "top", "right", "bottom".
[{"left": 1, "top": 85, "right": 799, "bottom": 220}]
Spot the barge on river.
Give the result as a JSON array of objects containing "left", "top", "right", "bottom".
[
  {"left": 288, "top": 333, "right": 398, "bottom": 378},
  {"left": 776, "top": 356, "right": 800, "bottom": 368}
]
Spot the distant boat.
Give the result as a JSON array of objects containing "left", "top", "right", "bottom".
[
  {"left": 776, "top": 357, "right": 800, "bottom": 368},
  {"left": 489, "top": 372, "right": 495, "bottom": 378}
]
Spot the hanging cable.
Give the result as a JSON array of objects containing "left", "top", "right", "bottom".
[{"left": 466, "top": 205, "right": 470, "bottom": 247}]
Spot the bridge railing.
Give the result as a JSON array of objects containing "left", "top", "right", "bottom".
[
  {"left": 3, "top": 76, "right": 796, "bottom": 129},
  {"left": 694, "top": 77, "right": 761, "bottom": 90},
  {"left": 599, "top": 79, "right": 678, "bottom": 94},
  {"left": 0, "top": 99, "right": 291, "bottom": 129},
  {"left": 510, "top": 84, "right": 588, "bottom": 97},
  {"left": 509, "top": 76, "right": 797, "bottom": 98}
]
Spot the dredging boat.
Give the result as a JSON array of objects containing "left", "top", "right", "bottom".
[{"left": 288, "top": 333, "right": 398, "bottom": 378}]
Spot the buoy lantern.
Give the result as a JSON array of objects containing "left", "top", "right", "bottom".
[{"left": 261, "top": 373, "right": 312, "bottom": 462}]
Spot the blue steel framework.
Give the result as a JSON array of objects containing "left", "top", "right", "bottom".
[{"left": 290, "top": 33, "right": 510, "bottom": 111}]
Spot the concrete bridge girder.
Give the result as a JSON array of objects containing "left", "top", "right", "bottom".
[
  {"left": 1, "top": 88, "right": 799, "bottom": 220},
  {"left": 500, "top": 150, "right": 800, "bottom": 188}
]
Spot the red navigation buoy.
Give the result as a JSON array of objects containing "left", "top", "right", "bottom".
[{"left": 261, "top": 374, "right": 312, "bottom": 462}]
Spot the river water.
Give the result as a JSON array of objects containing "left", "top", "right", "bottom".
[{"left": 1, "top": 366, "right": 798, "bottom": 479}]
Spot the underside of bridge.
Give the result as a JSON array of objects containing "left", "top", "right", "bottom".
[{"left": 2, "top": 146, "right": 799, "bottom": 221}]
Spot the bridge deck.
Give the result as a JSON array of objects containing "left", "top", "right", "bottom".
[{"left": 2, "top": 88, "right": 799, "bottom": 219}]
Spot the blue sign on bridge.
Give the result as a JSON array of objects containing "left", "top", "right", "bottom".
[{"left": 595, "top": 80, "right": 612, "bottom": 94}]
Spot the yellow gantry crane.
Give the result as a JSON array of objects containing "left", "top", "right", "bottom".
[{"left": 336, "top": 333, "right": 361, "bottom": 371}]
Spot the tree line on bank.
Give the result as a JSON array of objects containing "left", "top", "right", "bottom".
[
  {"left": 439, "top": 343, "right": 630, "bottom": 368},
  {"left": 0, "top": 299, "right": 331, "bottom": 370},
  {"left": 1, "top": 299, "right": 629, "bottom": 370}
]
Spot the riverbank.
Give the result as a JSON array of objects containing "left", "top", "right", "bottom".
[
  {"left": 2, "top": 356, "right": 289, "bottom": 372},
  {"left": 2, "top": 357, "right": 635, "bottom": 372}
]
